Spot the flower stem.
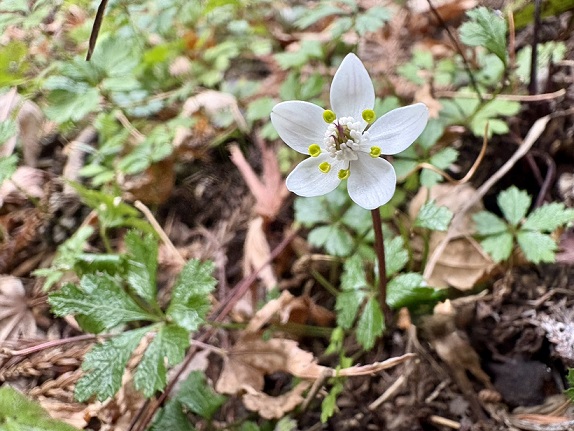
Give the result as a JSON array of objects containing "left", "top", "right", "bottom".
[{"left": 371, "top": 208, "right": 391, "bottom": 327}]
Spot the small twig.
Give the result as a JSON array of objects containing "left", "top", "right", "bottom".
[
  {"left": 530, "top": 149, "right": 556, "bottom": 208},
  {"left": 429, "top": 415, "right": 461, "bottom": 430},
  {"left": 2, "top": 334, "right": 98, "bottom": 356},
  {"left": 434, "top": 88, "right": 566, "bottom": 102},
  {"left": 423, "top": 115, "right": 551, "bottom": 280},
  {"left": 134, "top": 200, "right": 185, "bottom": 266},
  {"left": 300, "top": 369, "right": 330, "bottom": 411},
  {"left": 508, "top": 10, "right": 516, "bottom": 83},
  {"left": 368, "top": 375, "right": 405, "bottom": 410},
  {"left": 115, "top": 110, "right": 145, "bottom": 143},
  {"left": 425, "top": 0, "right": 483, "bottom": 103}
]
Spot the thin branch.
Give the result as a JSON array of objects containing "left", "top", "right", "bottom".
[{"left": 86, "top": 0, "right": 109, "bottom": 61}]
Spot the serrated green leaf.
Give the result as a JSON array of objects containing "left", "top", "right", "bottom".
[
  {"left": 415, "top": 200, "right": 453, "bottom": 231},
  {"left": 320, "top": 378, "right": 344, "bottom": 422},
  {"left": 429, "top": 147, "right": 459, "bottom": 170},
  {"left": 459, "top": 7, "right": 507, "bottom": 64},
  {"left": 274, "top": 40, "right": 323, "bottom": 69},
  {"left": 335, "top": 290, "right": 366, "bottom": 329},
  {"left": 355, "top": 6, "right": 391, "bottom": 35},
  {"left": 387, "top": 273, "right": 437, "bottom": 309},
  {"left": 134, "top": 325, "right": 189, "bottom": 397},
  {"left": 295, "top": 4, "right": 344, "bottom": 29},
  {"left": 516, "top": 231, "right": 556, "bottom": 263},
  {"left": 75, "top": 327, "right": 148, "bottom": 402},
  {"left": 246, "top": 97, "right": 275, "bottom": 123},
  {"left": 479, "top": 232, "right": 513, "bottom": 262},
  {"left": 356, "top": 297, "right": 384, "bottom": 350},
  {"left": 166, "top": 259, "right": 215, "bottom": 331},
  {"left": 498, "top": 186, "right": 531, "bottom": 226},
  {"left": 177, "top": 371, "right": 226, "bottom": 419},
  {"left": 308, "top": 224, "right": 354, "bottom": 256},
  {"left": 125, "top": 230, "right": 158, "bottom": 304},
  {"left": 340, "top": 204, "right": 371, "bottom": 234},
  {"left": 0, "top": 386, "right": 80, "bottom": 431},
  {"left": 473, "top": 211, "right": 509, "bottom": 235},
  {"left": 0, "top": 155, "right": 18, "bottom": 184},
  {"left": 384, "top": 236, "right": 409, "bottom": 276},
  {"left": 294, "top": 196, "right": 331, "bottom": 227},
  {"left": 420, "top": 169, "right": 442, "bottom": 188},
  {"left": 49, "top": 274, "right": 155, "bottom": 333},
  {"left": 337, "top": 255, "right": 368, "bottom": 329},
  {"left": 522, "top": 202, "right": 574, "bottom": 232},
  {"left": 45, "top": 87, "right": 100, "bottom": 123},
  {"left": 0, "top": 119, "right": 17, "bottom": 143},
  {"left": 149, "top": 398, "right": 194, "bottom": 431},
  {"left": 566, "top": 369, "right": 574, "bottom": 402}
]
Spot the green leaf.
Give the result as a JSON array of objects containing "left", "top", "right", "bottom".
[
  {"left": 75, "top": 327, "right": 148, "bottom": 402},
  {"left": 459, "top": 7, "right": 507, "bottom": 64},
  {"left": 336, "top": 255, "right": 368, "bottom": 329},
  {"left": 0, "top": 386, "right": 80, "bottom": 431},
  {"left": 473, "top": 211, "right": 509, "bottom": 236},
  {"left": 125, "top": 230, "right": 158, "bottom": 304},
  {"left": 275, "top": 40, "right": 323, "bottom": 69},
  {"left": 415, "top": 200, "right": 453, "bottom": 231},
  {"left": 308, "top": 224, "right": 354, "bottom": 257},
  {"left": 134, "top": 325, "right": 189, "bottom": 397},
  {"left": 166, "top": 259, "right": 215, "bottom": 331},
  {"left": 0, "top": 119, "right": 17, "bottom": 143},
  {"left": 295, "top": 4, "right": 344, "bottom": 29},
  {"left": 356, "top": 297, "right": 384, "bottom": 350},
  {"left": 294, "top": 196, "right": 331, "bottom": 227},
  {"left": 387, "top": 273, "right": 437, "bottom": 309},
  {"left": 522, "top": 203, "right": 574, "bottom": 232},
  {"left": 45, "top": 87, "right": 100, "bottom": 123},
  {"left": 320, "top": 378, "right": 344, "bottom": 422},
  {"left": 0, "top": 155, "right": 18, "bottom": 184},
  {"left": 246, "top": 97, "right": 275, "bottom": 123},
  {"left": 384, "top": 236, "right": 409, "bottom": 277},
  {"left": 149, "top": 398, "right": 194, "bottom": 431},
  {"left": 355, "top": 6, "right": 391, "bottom": 35},
  {"left": 49, "top": 274, "right": 155, "bottom": 333},
  {"left": 479, "top": 232, "right": 513, "bottom": 262},
  {"left": 0, "top": 41, "right": 28, "bottom": 86},
  {"left": 429, "top": 147, "right": 459, "bottom": 170},
  {"left": 177, "top": 371, "right": 227, "bottom": 419},
  {"left": 516, "top": 231, "right": 557, "bottom": 263},
  {"left": 33, "top": 226, "right": 95, "bottom": 290},
  {"left": 566, "top": 368, "right": 574, "bottom": 402},
  {"left": 498, "top": 186, "right": 531, "bottom": 226}
]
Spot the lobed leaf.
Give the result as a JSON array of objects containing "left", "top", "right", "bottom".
[
  {"left": 125, "top": 230, "right": 158, "bottom": 304},
  {"left": 75, "top": 327, "right": 149, "bottom": 402},
  {"left": 497, "top": 186, "right": 531, "bottom": 226},
  {"left": 516, "top": 231, "right": 557, "bottom": 264},
  {"left": 459, "top": 7, "right": 507, "bottom": 64},
  {"left": 356, "top": 297, "right": 384, "bottom": 350},
  {"left": 387, "top": 273, "right": 438, "bottom": 309},
  {"left": 415, "top": 200, "right": 453, "bottom": 231},
  {"left": 134, "top": 324, "right": 189, "bottom": 397},
  {"left": 479, "top": 232, "right": 513, "bottom": 263},
  {"left": 522, "top": 202, "right": 574, "bottom": 232},
  {"left": 49, "top": 274, "right": 155, "bottom": 333},
  {"left": 473, "top": 211, "right": 509, "bottom": 236}
]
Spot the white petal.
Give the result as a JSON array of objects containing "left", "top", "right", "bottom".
[
  {"left": 330, "top": 54, "right": 374, "bottom": 126},
  {"left": 367, "top": 103, "right": 428, "bottom": 155},
  {"left": 270, "top": 101, "right": 326, "bottom": 154},
  {"left": 286, "top": 154, "right": 342, "bottom": 197},
  {"left": 347, "top": 154, "right": 396, "bottom": 210}
]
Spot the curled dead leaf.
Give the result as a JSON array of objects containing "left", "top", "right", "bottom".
[
  {"left": 0, "top": 276, "right": 37, "bottom": 341},
  {"left": 242, "top": 381, "right": 311, "bottom": 420},
  {"left": 0, "top": 166, "right": 47, "bottom": 209}
]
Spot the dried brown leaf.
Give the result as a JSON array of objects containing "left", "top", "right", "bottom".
[
  {"left": 242, "top": 381, "right": 311, "bottom": 419},
  {"left": 409, "top": 183, "right": 496, "bottom": 290},
  {"left": 0, "top": 276, "right": 37, "bottom": 341},
  {"left": 0, "top": 166, "right": 47, "bottom": 208},
  {"left": 216, "top": 334, "right": 415, "bottom": 394}
]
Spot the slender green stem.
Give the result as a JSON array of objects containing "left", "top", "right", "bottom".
[{"left": 371, "top": 208, "right": 391, "bottom": 327}]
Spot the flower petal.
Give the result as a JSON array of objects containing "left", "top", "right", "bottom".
[
  {"left": 367, "top": 103, "right": 429, "bottom": 155},
  {"left": 270, "top": 101, "right": 326, "bottom": 154},
  {"left": 286, "top": 154, "right": 342, "bottom": 197},
  {"left": 330, "top": 54, "right": 375, "bottom": 125},
  {"left": 347, "top": 154, "right": 396, "bottom": 210}
]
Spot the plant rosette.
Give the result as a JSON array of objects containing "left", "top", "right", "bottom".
[{"left": 271, "top": 53, "right": 428, "bottom": 210}]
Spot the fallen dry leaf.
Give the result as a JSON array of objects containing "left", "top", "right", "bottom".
[
  {"left": 409, "top": 183, "right": 496, "bottom": 290},
  {"left": 242, "top": 381, "right": 311, "bottom": 420},
  {"left": 0, "top": 166, "right": 47, "bottom": 208},
  {"left": 216, "top": 334, "right": 415, "bottom": 394},
  {"left": 183, "top": 90, "right": 247, "bottom": 132},
  {"left": 0, "top": 89, "right": 45, "bottom": 167},
  {"left": 0, "top": 276, "right": 37, "bottom": 341}
]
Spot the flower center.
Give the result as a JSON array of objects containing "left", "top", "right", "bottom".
[{"left": 324, "top": 116, "right": 364, "bottom": 162}]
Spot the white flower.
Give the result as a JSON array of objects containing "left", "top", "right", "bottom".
[{"left": 270, "top": 53, "right": 429, "bottom": 210}]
